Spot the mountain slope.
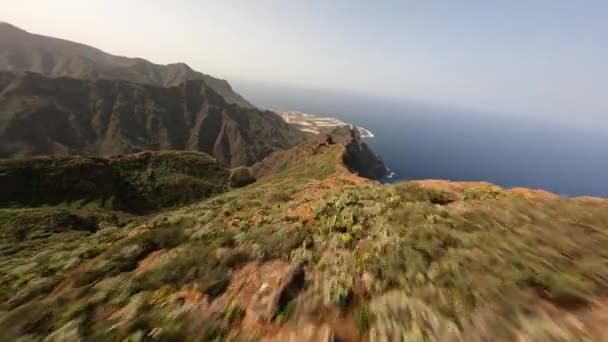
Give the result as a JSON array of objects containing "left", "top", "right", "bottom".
[
  {"left": 0, "top": 150, "right": 235, "bottom": 214},
  {"left": 0, "top": 71, "right": 306, "bottom": 165},
  {"left": 0, "top": 22, "right": 252, "bottom": 108},
  {"left": 2, "top": 133, "right": 608, "bottom": 341}
]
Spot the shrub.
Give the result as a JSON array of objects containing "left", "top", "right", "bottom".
[
  {"left": 355, "top": 305, "right": 374, "bottom": 334},
  {"left": 397, "top": 184, "right": 457, "bottom": 204},
  {"left": 224, "top": 301, "right": 246, "bottom": 325},
  {"left": 315, "top": 252, "right": 356, "bottom": 310},
  {"left": 275, "top": 299, "right": 295, "bottom": 325},
  {"left": 463, "top": 187, "right": 504, "bottom": 201},
  {"left": 240, "top": 224, "right": 309, "bottom": 260},
  {"left": 229, "top": 167, "right": 256, "bottom": 188},
  {"left": 368, "top": 291, "right": 459, "bottom": 342}
]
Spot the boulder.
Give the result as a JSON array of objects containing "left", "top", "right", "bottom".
[{"left": 250, "top": 265, "right": 305, "bottom": 322}]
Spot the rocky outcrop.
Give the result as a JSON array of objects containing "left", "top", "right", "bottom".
[
  {"left": 0, "top": 71, "right": 306, "bottom": 165},
  {"left": 250, "top": 265, "right": 305, "bottom": 323},
  {"left": 329, "top": 125, "right": 388, "bottom": 179},
  {"left": 251, "top": 126, "right": 388, "bottom": 180}
]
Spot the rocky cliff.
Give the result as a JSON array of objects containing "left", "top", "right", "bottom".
[
  {"left": 0, "top": 71, "right": 306, "bottom": 165},
  {"left": 251, "top": 126, "right": 388, "bottom": 180},
  {"left": 329, "top": 125, "right": 388, "bottom": 179}
]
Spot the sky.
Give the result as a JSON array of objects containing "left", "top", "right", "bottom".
[{"left": 2, "top": 0, "right": 608, "bottom": 120}]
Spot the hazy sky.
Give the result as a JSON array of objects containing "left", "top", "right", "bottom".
[{"left": 3, "top": 0, "right": 608, "bottom": 119}]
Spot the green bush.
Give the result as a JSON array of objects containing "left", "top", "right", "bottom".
[
  {"left": 368, "top": 291, "right": 459, "bottom": 342},
  {"left": 397, "top": 183, "right": 457, "bottom": 204},
  {"left": 275, "top": 299, "right": 295, "bottom": 325},
  {"left": 355, "top": 305, "right": 374, "bottom": 334},
  {"left": 229, "top": 167, "right": 256, "bottom": 188},
  {"left": 224, "top": 301, "right": 246, "bottom": 325}
]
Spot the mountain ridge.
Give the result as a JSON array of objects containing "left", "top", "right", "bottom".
[
  {"left": 252, "top": 125, "right": 388, "bottom": 180},
  {"left": 0, "top": 22, "right": 253, "bottom": 108},
  {"left": 0, "top": 70, "right": 306, "bottom": 165}
]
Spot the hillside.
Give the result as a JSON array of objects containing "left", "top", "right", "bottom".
[
  {"left": 0, "top": 23, "right": 252, "bottom": 108},
  {"left": 0, "top": 150, "right": 243, "bottom": 214},
  {"left": 1, "top": 130, "right": 608, "bottom": 341},
  {"left": 0, "top": 71, "right": 306, "bottom": 165}
]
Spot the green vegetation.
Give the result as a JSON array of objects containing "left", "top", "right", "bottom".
[
  {"left": 1, "top": 137, "right": 608, "bottom": 341},
  {"left": 224, "top": 301, "right": 246, "bottom": 325},
  {"left": 354, "top": 304, "right": 374, "bottom": 334},
  {"left": 275, "top": 299, "right": 295, "bottom": 325},
  {"left": 229, "top": 166, "right": 256, "bottom": 188},
  {"left": 368, "top": 291, "right": 459, "bottom": 341},
  {"left": 0, "top": 151, "right": 230, "bottom": 213},
  {"left": 307, "top": 184, "right": 608, "bottom": 339},
  {"left": 0, "top": 207, "right": 137, "bottom": 304}
]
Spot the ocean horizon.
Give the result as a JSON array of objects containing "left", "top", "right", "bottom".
[{"left": 234, "top": 80, "right": 608, "bottom": 198}]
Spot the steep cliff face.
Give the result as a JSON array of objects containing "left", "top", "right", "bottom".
[
  {"left": 0, "top": 71, "right": 306, "bottom": 166},
  {"left": 0, "top": 23, "right": 252, "bottom": 108},
  {"left": 329, "top": 125, "right": 388, "bottom": 179}
]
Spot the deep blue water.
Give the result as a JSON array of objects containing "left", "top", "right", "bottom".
[{"left": 234, "top": 81, "right": 608, "bottom": 197}]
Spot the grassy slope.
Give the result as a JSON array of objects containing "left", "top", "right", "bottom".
[
  {"left": 1, "top": 141, "right": 608, "bottom": 341},
  {"left": 0, "top": 150, "right": 233, "bottom": 310}
]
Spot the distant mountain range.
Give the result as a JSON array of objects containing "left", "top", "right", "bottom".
[
  {"left": 0, "top": 22, "right": 252, "bottom": 108},
  {"left": 0, "top": 23, "right": 306, "bottom": 165}
]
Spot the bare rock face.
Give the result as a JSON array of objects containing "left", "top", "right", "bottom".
[
  {"left": 250, "top": 265, "right": 305, "bottom": 323},
  {"left": 330, "top": 126, "right": 389, "bottom": 180}
]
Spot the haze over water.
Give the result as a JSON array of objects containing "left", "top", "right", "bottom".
[{"left": 235, "top": 81, "right": 608, "bottom": 198}]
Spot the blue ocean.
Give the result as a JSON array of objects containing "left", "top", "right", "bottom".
[{"left": 234, "top": 81, "right": 608, "bottom": 197}]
